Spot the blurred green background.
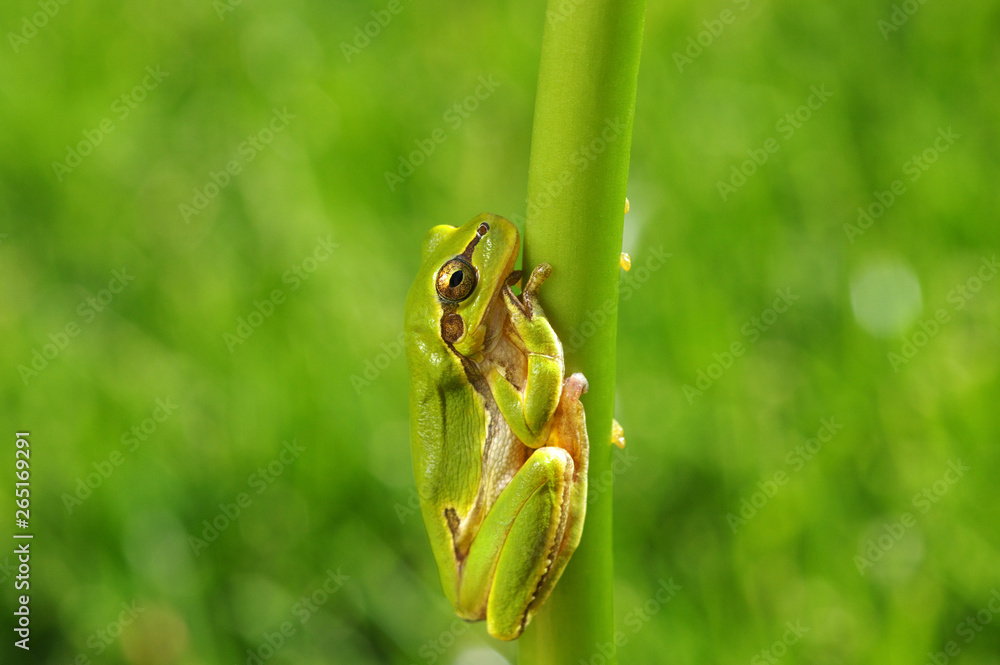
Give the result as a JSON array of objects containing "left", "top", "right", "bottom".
[{"left": 2, "top": 0, "right": 999, "bottom": 663}]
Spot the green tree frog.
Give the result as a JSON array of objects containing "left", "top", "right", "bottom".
[{"left": 405, "top": 213, "right": 590, "bottom": 640}]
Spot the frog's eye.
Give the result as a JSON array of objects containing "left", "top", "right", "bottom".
[{"left": 436, "top": 258, "right": 478, "bottom": 302}]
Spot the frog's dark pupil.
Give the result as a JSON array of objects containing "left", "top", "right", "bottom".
[{"left": 449, "top": 271, "right": 464, "bottom": 288}]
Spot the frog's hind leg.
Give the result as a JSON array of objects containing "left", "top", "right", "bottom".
[
  {"left": 517, "top": 373, "right": 590, "bottom": 625},
  {"left": 456, "top": 446, "right": 575, "bottom": 641}
]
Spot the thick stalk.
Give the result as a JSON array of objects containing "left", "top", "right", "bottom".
[{"left": 519, "top": 0, "right": 645, "bottom": 663}]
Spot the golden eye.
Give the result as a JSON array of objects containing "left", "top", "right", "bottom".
[{"left": 435, "top": 258, "right": 477, "bottom": 302}]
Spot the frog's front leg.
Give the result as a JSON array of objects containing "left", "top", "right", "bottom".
[
  {"left": 455, "top": 445, "right": 575, "bottom": 640},
  {"left": 485, "top": 263, "right": 564, "bottom": 448}
]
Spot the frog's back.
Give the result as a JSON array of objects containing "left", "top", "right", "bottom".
[{"left": 406, "top": 330, "right": 486, "bottom": 512}]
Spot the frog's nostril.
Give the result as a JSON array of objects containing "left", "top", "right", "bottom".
[{"left": 477, "top": 223, "right": 490, "bottom": 237}]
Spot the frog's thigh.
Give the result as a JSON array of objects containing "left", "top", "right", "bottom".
[{"left": 458, "top": 447, "right": 574, "bottom": 640}]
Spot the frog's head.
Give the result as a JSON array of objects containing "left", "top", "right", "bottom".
[{"left": 407, "top": 213, "right": 520, "bottom": 360}]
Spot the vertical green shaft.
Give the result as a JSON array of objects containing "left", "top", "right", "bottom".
[{"left": 520, "top": 0, "right": 646, "bottom": 663}]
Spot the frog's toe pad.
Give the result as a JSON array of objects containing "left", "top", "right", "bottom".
[{"left": 563, "top": 373, "right": 589, "bottom": 401}]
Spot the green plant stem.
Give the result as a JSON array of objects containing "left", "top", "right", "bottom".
[{"left": 519, "top": 1, "right": 645, "bottom": 663}]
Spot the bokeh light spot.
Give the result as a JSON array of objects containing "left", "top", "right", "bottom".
[{"left": 850, "top": 259, "right": 923, "bottom": 337}]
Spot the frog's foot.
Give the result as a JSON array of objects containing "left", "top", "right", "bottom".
[
  {"left": 523, "top": 262, "right": 551, "bottom": 296},
  {"left": 563, "top": 372, "right": 589, "bottom": 401},
  {"left": 501, "top": 263, "right": 554, "bottom": 326},
  {"left": 520, "top": 263, "right": 552, "bottom": 318},
  {"left": 547, "top": 373, "right": 588, "bottom": 468}
]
